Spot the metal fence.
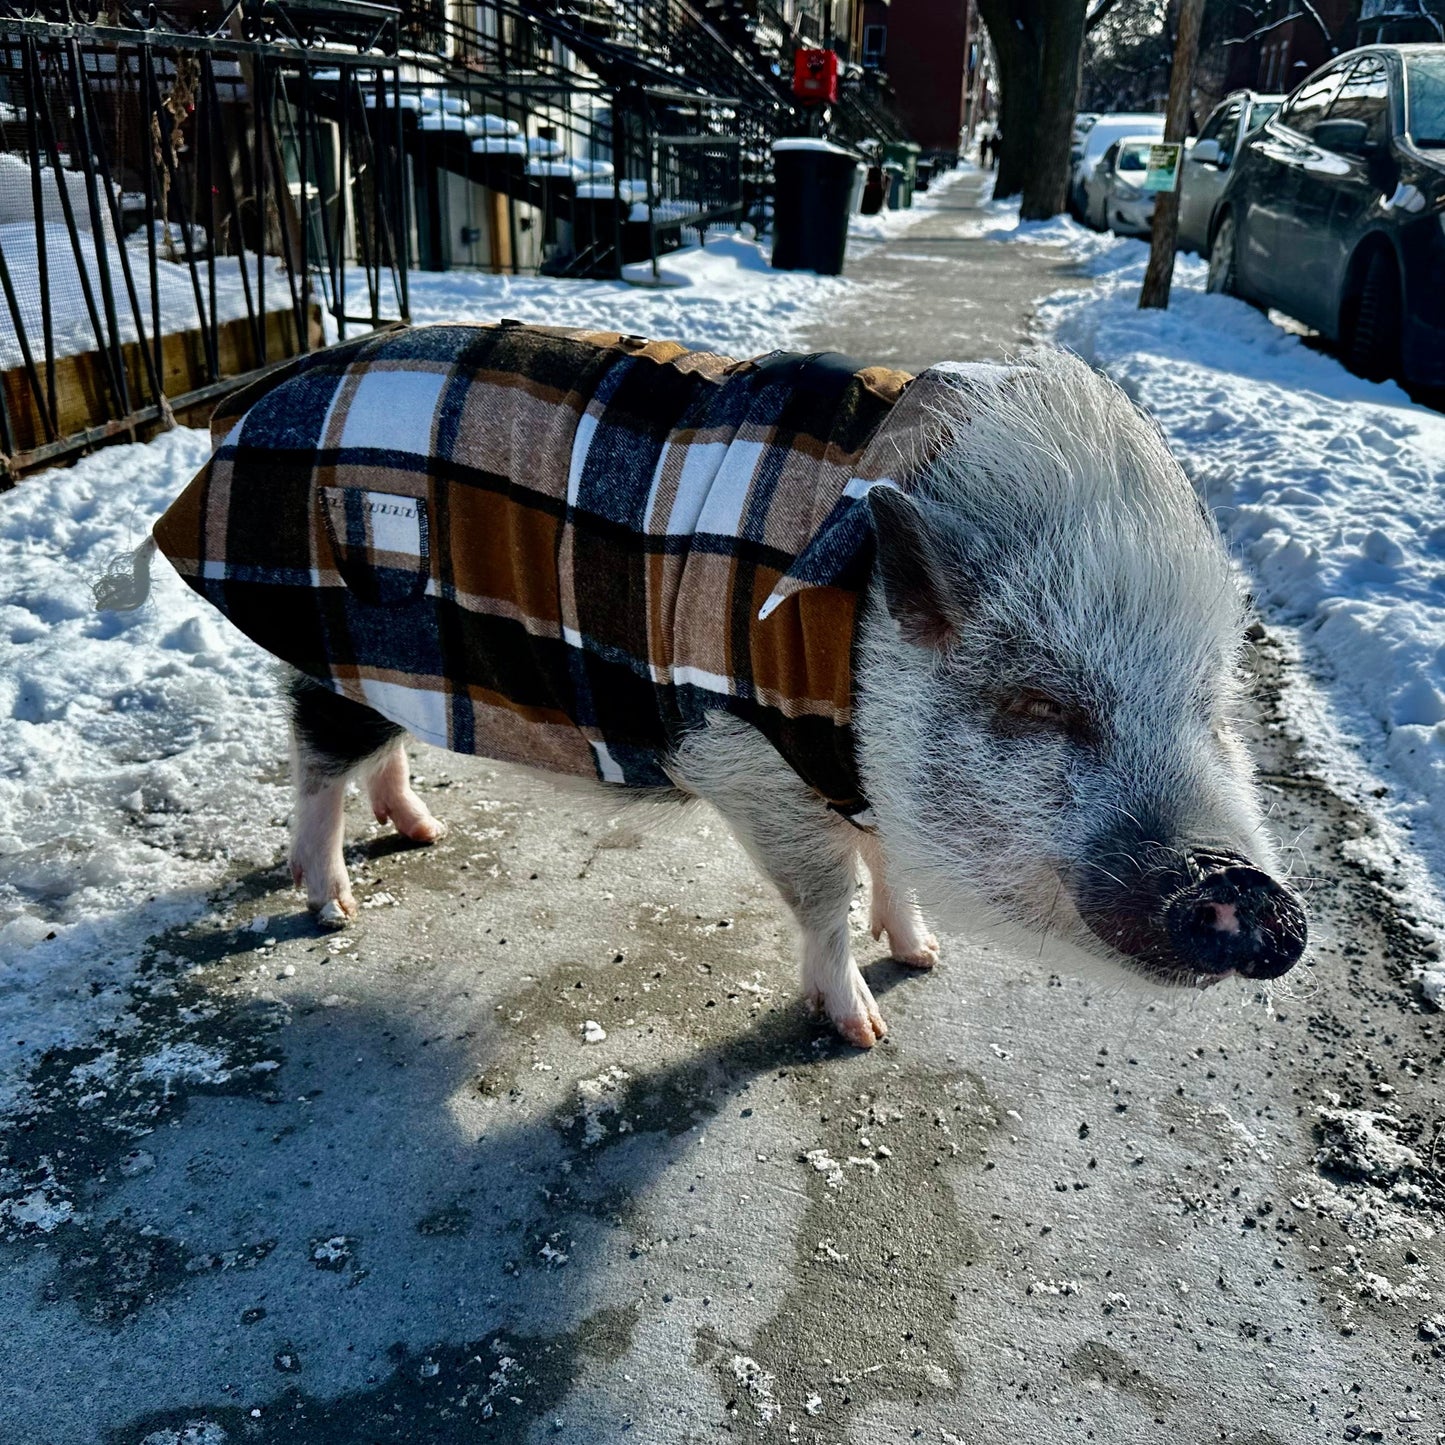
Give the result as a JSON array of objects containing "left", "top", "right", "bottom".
[
  {"left": 0, "top": 2, "right": 409, "bottom": 481},
  {"left": 0, "top": 0, "right": 915, "bottom": 478}
]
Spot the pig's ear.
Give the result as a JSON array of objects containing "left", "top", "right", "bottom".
[{"left": 867, "top": 487, "right": 963, "bottom": 651}]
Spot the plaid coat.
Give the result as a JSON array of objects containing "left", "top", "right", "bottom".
[{"left": 152, "top": 322, "right": 951, "bottom": 817}]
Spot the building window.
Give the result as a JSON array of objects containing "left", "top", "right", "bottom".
[{"left": 863, "top": 23, "right": 886, "bottom": 68}]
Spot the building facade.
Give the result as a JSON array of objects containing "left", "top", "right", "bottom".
[
  {"left": 858, "top": 0, "right": 974, "bottom": 150},
  {"left": 1223, "top": 0, "right": 1360, "bottom": 96}
]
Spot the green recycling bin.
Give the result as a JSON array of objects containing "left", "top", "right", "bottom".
[{"left": 879, "top": 140, "right": 920, "bottom": 208}]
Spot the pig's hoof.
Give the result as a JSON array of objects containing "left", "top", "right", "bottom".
[
  {"left": 315, "top": 897, "right": 355, "bottom": 929},
  {"left": 889, "top": 932, "right": 940, "bottom": 970},
  {"left": 372, "top": 790, "right": 446, "bottom": 844},
  {"left": 833, "top": 1006, "right": 888, "bottom": 1049},
  {"left": 807, "top": 971, "right": 888, "bottom": 1048},
  {"left": 393, "top": 811, "right": 447, "bottom": 845}
]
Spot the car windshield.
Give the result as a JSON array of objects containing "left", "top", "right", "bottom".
[
  {"left": 1117, "top": 143, "right": 1150, "bottom": 171},
  {"left": 1406, "top": 55, "right": 1445, "bottom": 146}
]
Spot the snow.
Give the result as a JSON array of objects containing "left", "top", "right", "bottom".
[
  {"left": 0, "top": 425, "right": 287, "bottom": 1112},
  {"left": 773, "top": 138, "right": 861, "bottom": 156},
  {"left": 1015, "top": 213, "right": 1445, "bottom": 958},
  {"left": 0, "top": 221, "right": 297, "bottom": 371},
  {"left": 407, "top": 232, "right": 848, "bottom": 358}
]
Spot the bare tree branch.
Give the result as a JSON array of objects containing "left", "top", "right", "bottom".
[
  {"left": 1295, "top": 0, "right": 1341, "bottom": 55},
  {"left": 1085, "top": 0, "right": 1124, "bottom": 33}
]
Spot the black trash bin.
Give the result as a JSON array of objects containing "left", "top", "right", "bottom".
[{"left": 770, "top": 138, "right": 863, "bottom": 276}]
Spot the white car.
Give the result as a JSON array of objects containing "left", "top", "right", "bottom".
[
  {"left": 1080, "top": 136, "right": 1159, "bottom": 235},
  {"left": 1069, "top": 111, "right": 1165, "bottom": 216}
]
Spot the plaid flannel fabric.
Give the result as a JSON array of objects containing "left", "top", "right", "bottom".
[{"left": 153, "top": 322, "right": 950, "bottom": 815}]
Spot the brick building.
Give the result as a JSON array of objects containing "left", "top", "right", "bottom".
[
  {"left": 858, "top": 0, "right": 975, "bottom": 150},
  {"left": 1223, "top": 0, "right": 1359, "bottom": 95}
]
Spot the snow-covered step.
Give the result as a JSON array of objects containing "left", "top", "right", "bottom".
[
  {"left": 420, "top": 90, "right": 471, "bottom": 117},
  {"left": 472, "top": 136, "right": 527, "bottom": 156},
  {"left": 419, "top": 113, "right": 484, "bottom": 136}
]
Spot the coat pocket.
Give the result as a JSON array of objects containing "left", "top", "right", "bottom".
[{"left": 319, "top": 486, "right": 430, "bottom": 607}]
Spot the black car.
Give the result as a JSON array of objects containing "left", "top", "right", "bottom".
[{"left": 1206, "top": 44, "right": 1445, "bottom": 386}]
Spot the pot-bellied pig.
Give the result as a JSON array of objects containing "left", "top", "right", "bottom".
[{"left": 136, "top": 322, "right": 1306, "bottom": 1046}]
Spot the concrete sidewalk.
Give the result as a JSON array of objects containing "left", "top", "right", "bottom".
[
  {"left": 806, "top": 169, "right": 1085, "bottom": 371},
  {"left": 3, "top": 178, "right": 1442, "bottom": 1445}
]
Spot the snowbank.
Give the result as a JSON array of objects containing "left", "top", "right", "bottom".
[
  {"left": 407, "top": 232, "right": 848, "bottom": 357},
  {"left": 1017, "top": 214, "right": 1445, "bottom": 956},
  {"left": 0, "top": 426, "right": 286, "bottom": 1111},
  {"left": 0, "top": 221, "right": 297, "bottom": 371}
]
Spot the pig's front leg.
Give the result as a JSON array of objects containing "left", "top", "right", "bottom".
[
  {"left": 365, "top": 741, "right": 446, "bottom": 843},
  {"left": 670, "top": 716, "right": 886, "bottom": 1048},
  {"left": 288, "top": 740, "right": 357, "bottom": 927},
  {"left": 856, "top": 831, "right": 940, "bottom": 969}
]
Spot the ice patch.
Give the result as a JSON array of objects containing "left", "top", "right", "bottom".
[
  {"left": 139, "top": 1425, "right": 229, "bottom": 1445},
  {"left": 730, "top": 1355, "right": 781, "bottom": 1425},
  {"left": 576, "top": 1066, "right": 629, "bottom": 1146},
  {"left": 802, "top": 1148, "right": 844, "bottom": 1189}
]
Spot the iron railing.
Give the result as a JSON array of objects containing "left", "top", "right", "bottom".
[
  {"left": 389, "top": 4, "right": 764, "bottom": 278},
  {"left": 0, "top": 0, "right": 921, "bottom": 478},
  {"left": 0, "top": 1, "right": 408, "bottom": 481}
]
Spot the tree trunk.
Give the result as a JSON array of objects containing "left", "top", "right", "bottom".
[
  {"left": 977, "top": 0, "right": 1087, "bottom": 215},
  {"left": 1020, "top": 0, "right": 1087, "bottom": 220},
  {"left": 1139, "top": 0, "right": 1206, "bottom": 309},
  {"left": 976, "top": 0, "right": 1038, "bottom": 200}
]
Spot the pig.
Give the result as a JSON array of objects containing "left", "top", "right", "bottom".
[{"left": 142, "top": 326, "right": 1306, "bottom": 1046}]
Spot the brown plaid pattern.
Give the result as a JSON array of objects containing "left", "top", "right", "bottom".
[{"left": 153, "top": 322, "right": 950, "bottom": 815}]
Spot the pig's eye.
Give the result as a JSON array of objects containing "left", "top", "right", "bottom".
[{"left": 995, "top": 690, "right": 1095, "bottom": 744}]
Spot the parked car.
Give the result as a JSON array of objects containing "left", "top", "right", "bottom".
[
  {"left": 1080, "top": 136, "right": 1159, "bottom": 235},
  {"left": 1176, "top": 90, "right": 1284, "bottom": 253},
  {"left": 1069, "top": 111, "right": 1165, "bottom": 216},
  {"left": 1206, "top": 45, "right": 1445, "bottom": 386}
]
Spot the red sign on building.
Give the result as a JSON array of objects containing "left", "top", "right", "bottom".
[{"left": 792, "top": 48, "right": 839, "bottom": 105}]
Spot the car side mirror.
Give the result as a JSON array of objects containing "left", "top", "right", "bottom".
[
  {"left": 1312, "top": 117, "right": 1371, "bottom": 155},
  {"left": 1191, "top": 138, "right": 1223, "bottom": 166}
]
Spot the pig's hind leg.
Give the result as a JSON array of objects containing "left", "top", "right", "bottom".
[
  {"left": 856, "top": 832, "right": 940, "bottom": 969},
  {"left": 670, "top": 715, "right": 887, "bottom": 1048},
  {"left": 286, "top": 671, "right": 440, "bottom": 926}
]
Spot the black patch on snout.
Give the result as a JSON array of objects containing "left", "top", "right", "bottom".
[{"left": 1072, "top": 834, "right": 1306, "bottom": 984}]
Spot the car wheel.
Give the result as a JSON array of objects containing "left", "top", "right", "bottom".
[
  {"left": 1206, "top": 213, "right": 1237, "bottom": 295},
  {"left": 1343, "top": 249, "right": 1402, "bottom": 384}
]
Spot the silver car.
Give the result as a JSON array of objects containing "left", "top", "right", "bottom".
[
  {"left": 1176, "top": 90, "right": 1283, "bottom": 253},
  {"left": 1081, "top": 136, "right": 1159, "bottom": 235},
  {"left": 1069, "top": 111, "right": 1165, "bottom": 215}
]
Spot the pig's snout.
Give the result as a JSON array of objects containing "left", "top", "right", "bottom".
[
  {"left": 1162, "top": 858, "right": 1306, "bottom": 980},
  {"left": 1074, "top": 845, "right": 1306, "bottom": 984}
]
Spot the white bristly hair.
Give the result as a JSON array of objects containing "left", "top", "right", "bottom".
[{"left": 853, "top": 349, "right": 1273, "bottom": 979}]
